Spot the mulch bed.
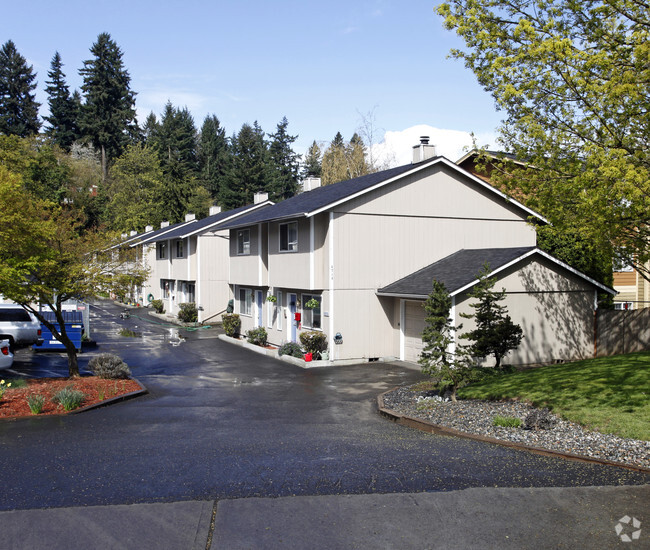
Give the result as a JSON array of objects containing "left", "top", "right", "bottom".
[{"left": 0, "top": 377, "right": 142, "bottom": 419}]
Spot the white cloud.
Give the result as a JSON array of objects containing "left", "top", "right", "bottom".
[{"left": 371, "top": 124, "right": 497, "bottom": 167}]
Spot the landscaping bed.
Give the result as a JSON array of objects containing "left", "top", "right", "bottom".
[{"left": 0, "top": 377, "right": 143, "bottom": 419}]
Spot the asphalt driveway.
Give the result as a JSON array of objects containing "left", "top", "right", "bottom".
[{"left": 0, "top": 301, "right": 648, "bottom": 512}]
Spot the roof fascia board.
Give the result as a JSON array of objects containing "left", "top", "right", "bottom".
[
  {"left": 450, "top": 248, "right": 615, "bottom": 297},
  {"left": 131, "top": 220, "right": 196, "bottom": 247},
  {"left": 375, "top": 291, "right": 428, "bottom": 299}
]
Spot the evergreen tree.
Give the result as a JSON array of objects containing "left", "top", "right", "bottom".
[
  {"left": 302, "top": 140, "right": 322, "bottom": 178},
  {"left": 140, "top": 112, "right": 159, "bottom": 145},
  {"left": 460, "top": 264, "right": 523, "bottom": 369},
  {"left": 197, "top": 114, "right": 230, "bottom": 200},
  {"left": 79, "top": 33, "right": 137, "bottom": 181},
  {"left": 44, "top": 52, "right": 79, "bottom": 151},
  {"left": 419, "top": 280, "right": 478, "bottom": 402},
  {"left": 221, "top": 122, "right": 269, "bottom": 209},
  {"left": 0, "top": 40, "right": 40, "bottom": 137},
  {"left": 267, "top": 116, "right": 300, "bottom": 201},
  {"left": 149, "top": 102, "right": 197, "bottom": 175}
]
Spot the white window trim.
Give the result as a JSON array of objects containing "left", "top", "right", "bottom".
[
  {"left": 301, "top": 293, "right": 322, "bottom": 330},
  {"left": 276, "top": 290, "right": 283, "bottom": 331},
  {"left": 239, "top": 287, "right": 252, "bottom": 317},
  {"left": 279, "top": 221, "right": 298, "bottom": 253},
  {"left": 237, "top": 229, "right": 251, "bottom": 256}
]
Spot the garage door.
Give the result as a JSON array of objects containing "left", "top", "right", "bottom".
[{"left": 404, "top": 300, "right": 426, "bottom": 363}]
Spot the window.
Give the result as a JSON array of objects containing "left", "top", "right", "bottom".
[
  {"left": 279, "top": 222, "right": 298, "bottom": 252},
  {"left": 239, "top": 288, "right": 252, "bottom": 316},
  {"left": 161, "top": 279, "right": 174, "bottom": 299},
  {"left": 614, "top": 302, "right": 634, "bottom": 310},
  {"left": 302, "top": 294, "right": 321, "bottom": 329},
  {"left": 175, "top": 240, "right": 184, "bottom": 258},
  {"left": 237, "top": 229, "right": 250, "bottom": 255},
  {"left": 157, "top": 242, "right": 167, "bottom": 259},
  {"left": 276, "top": 291, "right": 283, "bottom": 331}
]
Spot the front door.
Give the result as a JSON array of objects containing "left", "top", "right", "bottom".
[
  {"left": 289, "top": 293, "right": 297, "bottom": 342},
  {"left": 256, "top": 291, "right": 263, "bottom": 328}
]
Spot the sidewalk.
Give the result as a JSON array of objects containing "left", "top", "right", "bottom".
[{"left": 1, "top": 485, "right": 647, "bottom": 549}]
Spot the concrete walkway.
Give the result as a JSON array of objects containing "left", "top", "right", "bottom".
[{"left": 1, "top": 485, "right": 647, "bottom": 549}]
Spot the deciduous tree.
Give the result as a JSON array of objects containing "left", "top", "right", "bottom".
[
  {"left": 438, "top": 0, "right": 650, "bottom": 279},
  {"left": 0, "top": 168, "right": 147, "bottom": 376}
]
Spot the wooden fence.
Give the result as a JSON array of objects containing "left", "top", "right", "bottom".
[{"left": 596, "top": 308, "right": 650, "bottom": 356}]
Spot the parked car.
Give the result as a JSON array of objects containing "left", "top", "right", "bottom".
[
  {"left": 0, "top": 338, "right": 14, "bottom": 370},
  {"left": 0, "top": 304, "right": 43, "bottom": 351}
]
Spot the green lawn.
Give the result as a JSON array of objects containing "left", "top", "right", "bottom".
[{"left": 457, "top": 351, "right": 650, "bottom": 441}]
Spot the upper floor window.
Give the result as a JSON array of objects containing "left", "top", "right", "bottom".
[
  {"left": 279, "top": 222, "right": 298, "bottom": 252},
  {"left": 175, "top": 240, "right": 184, "bottom": 258},
  {"left": 237, "top": 229, "right": 251, "bottom": 255},
  {"left": 157, "top": 242, "right": 167, "bottom": 259}
]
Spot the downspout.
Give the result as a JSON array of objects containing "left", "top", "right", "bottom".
[
  {"left": 328, "top": 212, "right": 335, "bottom": 358},
  {"left": 310, "top": 217, "right": 315, "bottom": 290},
  {"left": 449, "top": 295, "right": 457, "bottom": 357},
  {"left": 197, "top": 236, "right": 202, "bottom": 323}
]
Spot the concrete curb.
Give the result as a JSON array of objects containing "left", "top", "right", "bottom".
[
  {"left": 377, "top": 388, "right": 650, "bottom": 474},
  {"left": 70, "top": 377, "right": 148, "bottom": 415}
]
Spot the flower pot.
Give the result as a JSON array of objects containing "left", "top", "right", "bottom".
[{"left": 304, "top": 352, "right": 313, "bottom": 362}]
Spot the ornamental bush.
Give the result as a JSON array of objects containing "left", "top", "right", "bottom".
[
  {"left": 88, "top": 353, "right": 131, "bottom": 379},
  {"left": 150, "top": 299, "right": 165, "bottom": 314},
  {"left": 278, "top": 342, "right": 303, "bottom": 358},
  {"left": 222, "top": 313, "right": 241, "bottom": 337},
  {"left": 178, "top": 302, "right": 198, "bottom": 323},
  {"left": 246, "top": 327, "right": 268, "bottom": 347},
  {"left": 299, "top": 331, "right": 328, "bottom": 359}
]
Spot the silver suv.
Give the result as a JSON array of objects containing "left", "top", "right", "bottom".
[{"left": 0, "top": 304, "right": 43, "bottom": 351}]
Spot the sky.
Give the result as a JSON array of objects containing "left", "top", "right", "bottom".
[{"left": 2, "top": 0, "right": 502, "bottom": 166}]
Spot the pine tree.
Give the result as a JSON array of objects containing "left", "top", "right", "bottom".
[
  {"left": 149, "top": 102, "right": 197, "bottom": 175},
  {"left": 461, "top": 264, "right": 523, "bottom": 369},
  {"left": 0, "top": 40, "right": 41, "bottom": 137},
  {"left": 302, "top": 140, "right": 322, "bottom": 178},
  {"left": 267, "top": 116, "right": 300, "bottom": 201},
  {"left": 79, "top": 33, "right": 137, "bottom": 181},
  {"left": 419, "top": 280, "right": 478, "bottom": 402},
  {"left": 44, "top": 52, "right": 79, "bottom": 151},
  {"left": 197, "top": 114, "right": 230, "bottom": 200},
  {"left": 221, "top": 122, "right": 269, "bottom": 209}
]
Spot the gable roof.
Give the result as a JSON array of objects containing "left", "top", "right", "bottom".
[
  {"left": 130, "top": 219, "right": 197, "bottom": 247},
  {"left": 143, "top": 201, "right": 273, "bottom": 244},
  {"left": 221, "top": 156, "right": 547, "bottom": 230},
  {"left": 377, "top": 247, "right": 615, "bottom": 298}
]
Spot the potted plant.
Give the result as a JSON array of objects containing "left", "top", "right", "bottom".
[{"left": 266, "top": 295, "right": 277, "bottom": 303}]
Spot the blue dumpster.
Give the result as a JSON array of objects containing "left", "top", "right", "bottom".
[{"left": 33, "top": 311, "right": 84, "bottom": 351}]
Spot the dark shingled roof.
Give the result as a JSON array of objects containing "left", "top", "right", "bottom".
[
  {"left": 131, "top": 219, "right": 197, "bottom": 246},
  {"left": 144, "top": 203, "right": 269, "bottom": 243},
  {"left": 220, "top": 158, "right": 439, "bottom": 229},
  {"left": 378, "top": 247, "right": 536, "bottom": 297}
]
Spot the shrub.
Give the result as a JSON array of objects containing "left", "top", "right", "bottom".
[
  {"left": 26, "top": 394, "right": 46, "bottom": 414},
  {"left": 492, "top": 415, "right": 522, "bottom": 428},
  {"left": 278, "top": 342, "right": 303, "bottom": 358},
  {"left": 299, "top": 331, "right": 328, "bottom": 359},
  {"left": 150, "top": 299, "right": 165, "bottom": 314},
  {"left": 222, "top": 313, "right": 241, "bottom": 338},
  {"left": 178, "top": 302, "right": 198, "bottom": 323},
  {"left": 246, "top": 327, "right": 268, "bottom": 347},
  {"left": 53, "top": 386, "right": 85, "bottom": 411},
  {"left": 88, "top": 354, "right": 131, "bottom": 379}
]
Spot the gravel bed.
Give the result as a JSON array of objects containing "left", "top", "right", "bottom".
[{"left": 382, "top": 385, "right": 650, "bottom": 470}]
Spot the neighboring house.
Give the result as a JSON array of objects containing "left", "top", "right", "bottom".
[
  {"left": 132, "top": 198, "right": 272, "bottom": 322},
  {"left": 221, "top": 139, "right": 614, "bottom": 366},
  {"left": 612, "top": 263, "right": 650, "bottom": 310}
]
